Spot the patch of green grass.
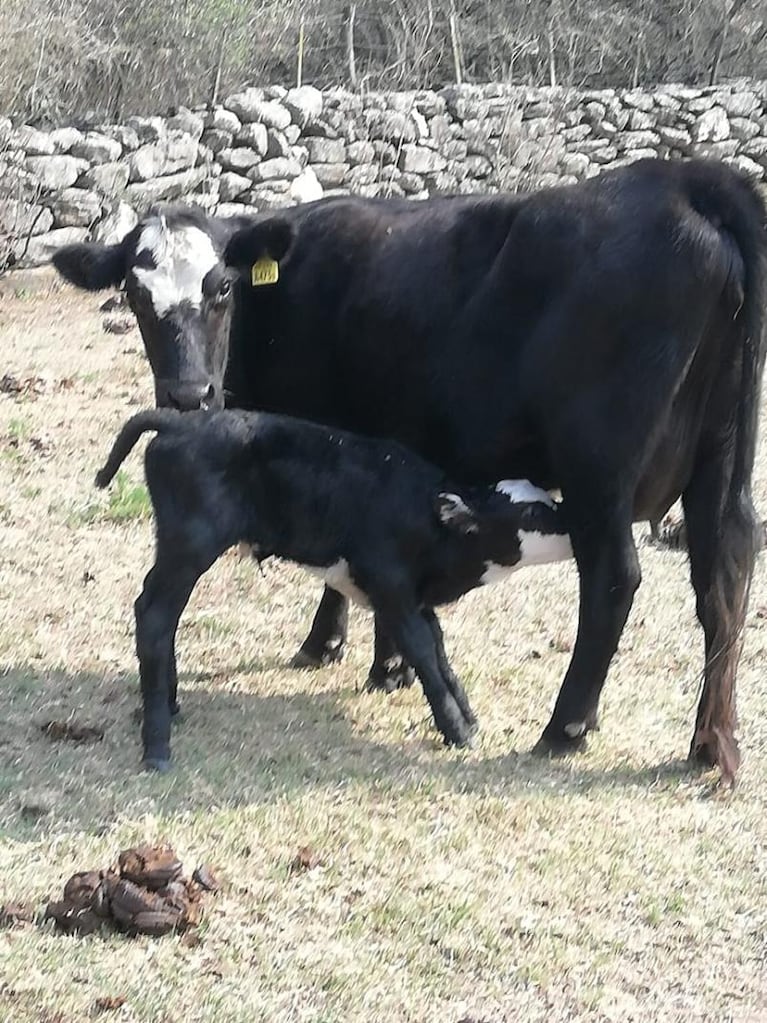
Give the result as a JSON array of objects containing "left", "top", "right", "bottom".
[
  {"left": 63, "top": 470, "right": 151, "bottom": 526},
  {"left": 102, "top": 470, "right": 151, "bottom": 523},
  {"left": 7, "top": 418, "right": 29, "bottom": 442}
]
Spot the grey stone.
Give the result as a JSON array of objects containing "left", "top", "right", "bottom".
[
  {"left": 725, "top": 155, "right": 764, "bottom": 180},
  {"left": 71, "top": 131, "right": 122, "bottom": 165},
  {"left": 285, "top": 125, "right": 301, "bottom": 145},
  {"left": 266, "top": 129, "right": 290, "bottom": 159},
  {"left": 124, "top": 166, "right": 209, "bottom": 210},
  {"left": 311, "top": 163, "right": 350, "bottom": 188},
  {"left": 13, "top": 126, "right": 54, "bottom": 156},
  {"left": 464, "top": 155, "right": 493, "bottom": 179},
  {"left": 0, "top": 117, "right": 11, "bottom": 145},
  {"left": 591, "top": 144, "right": 619, "bottom": 164},
  {"left": 219, "top": 171, "right": 251, "bottom": 202},
  {"left": 49, "top": 187, "right": 103, "bottom": 227},
  {"left": 561, "top": 124, "right": 591, "bottom": 143},
  {"left": 77, "top": 161, "right": 130, "bottom": 197},
  {"left": 692, "top": 106, "right": 730, "bottom": 143},
  {"left": 399, "top": 172, "right": 425, "bottom": 194},
  {"left": 303, "top": 117, "right": 340, "bottom": 140},
  {"left": 619, "top": 130, "right": 661, "bottom": 150},
  {"left": 25, "top": 226, "right": 88, "bottom": 264},
  {"left": 216, "top": 202, "right": 261, "bottom": 218},
  {"left": 224, "top": 89, "right": 265, "bottom": 121},
  {"left": 364, "top": 110, "right": 417, "bottom": 144},
  {"left": 167, "top": 107, "right": 204, "bottom": 141},
  {"left": 290, "top": 145, "right": 309, "bottom": 169},
  {"left": 742, "top": 138, "right": 767, "bottom": 163},
  {"left": 358, "top": 182, "right": 404, "bottom": 199},
  {"left": 559, "top": 152, "right": 591, "bottom": 176},
  {"left": 284, "top": 85, "right": 323, "bottom": 128},
  {"left": 398, "top": 144, "right": 446, "bottom": 175},
  {"left": 251, "top": 99, "right": 292, "bottom": 131},
  {"left": 730, "top": 117, "right": 760, "bottom": 142},
  {"left": 627, "top": 109, "right": 655, "bottom": 131},
  {"left": 306, "top": 137, "right": 346, "bottom": 164},
  {"left": 205, "top": 107, "right": 241, "bottom": 134},
  {"left": 290, "top": 167, "right": 323, "bottom": 203},
  {"left": 687, "top": 95, "right": 717, "bottom": 114},
  {"left": 93, "top": 201, "right": 137, "bottom": 243},
  {"left": 25, "top": 156, "right": 88, "bottom": 190},
  {"left": 717, "top": 91, "right": 760, "bottom": 119},
  {"left": 658, "top": 126, "right": 691, "bottom": 150},
  {"left": 200, "top": 128, "right": 233, "bottom": 155},
  {"left": 236, "top": 122, "right": 268, "bottom": 155},
  {"left": 248, "top": 157, "right": 302, "bottom": 183},
  {"left": 348, "top": 164, "right": 379, "bottom": 188},
  {"left": 128, "top": 135, "right": 199, "bottom": 182},
  {"left": 347, "top": 141, "right": 375, "bottom": 166},
  {"left": 125, "top": 116, "right": 167, "bottom": 143},
  {"left": 443, "top": 139, "right": 468, "bottom": 161},
  {"left": 219, "top": 147, "right": 261, "bottom": 172},
  {"left": 49, "top": 127, "right": 84, "bottom": 154},
  {"left": 693, "top": 139, "right": 739, "bottom": 159},
  {"left": 622, "top": 90, "right": 654, "bottom": 112},
  {"left": 0, "top": 199, "right": 53, "bottom": 237},
  {"left": 100, "top": 124, "right": 141, "bottom": 151}
]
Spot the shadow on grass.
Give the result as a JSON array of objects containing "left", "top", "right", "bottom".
[{"left": 0, "top": 662, "right": 706, "bottom": 842}]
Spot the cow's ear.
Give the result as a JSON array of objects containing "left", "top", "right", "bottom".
[
  {"left": 224, "top": 217, "right": 295, "bottom": 268},
  {"left": 52, "top": 241, "right": 127, "bottom": 291},
  {"left": 435, "top": 493, "right": 479, "bottom": 534}
]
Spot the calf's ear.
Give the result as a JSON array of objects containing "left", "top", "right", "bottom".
[
  {"left": 435, "top": 493, "right": 479, "bottom": 534},
  {"left": 224, "top": 217, "right": 295, "bottom": 269},
  {"left": 52, "top": 241, "right": 127, "bottom": 291}
]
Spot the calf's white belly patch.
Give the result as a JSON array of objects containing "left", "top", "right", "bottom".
[{"left": 305, "top": 558, "right": 370, "bottom": 607}]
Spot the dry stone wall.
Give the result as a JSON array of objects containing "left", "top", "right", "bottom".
[{"left": 3, "top": 79, "right": 767, "bottom": 268}]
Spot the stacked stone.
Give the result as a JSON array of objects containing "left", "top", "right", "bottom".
[{"left": 2, "top": 79, "right": 767, "bottom": 268}]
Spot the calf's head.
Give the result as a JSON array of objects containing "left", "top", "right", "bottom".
[
  {"left": 53, "top": 208, "right": 239, "bottom": 411},
  {"left": 436, "top": 478, "right": 573, "bottom": 572}
]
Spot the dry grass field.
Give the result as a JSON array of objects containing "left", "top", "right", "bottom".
[{"left": 1, "top": 283, "right": 767, "bottom": 1022}]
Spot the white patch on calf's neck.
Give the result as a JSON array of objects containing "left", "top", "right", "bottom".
[
  {"left": 134, "top": 220, "right": 218, "bottom": 318},
  {"left": 496, "top": 479, "right": 556, "bottom": 508},
  {"left": 481, "top": 529, "right": 573, "bottom": 586}
]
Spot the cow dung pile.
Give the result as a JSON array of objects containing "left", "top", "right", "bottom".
[{"left": 45, "top": 843, "right": 219, "bottom": 937}]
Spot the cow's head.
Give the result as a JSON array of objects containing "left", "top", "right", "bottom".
[{"left": 53, "top": 207, "right": 243, "bottom": 411}]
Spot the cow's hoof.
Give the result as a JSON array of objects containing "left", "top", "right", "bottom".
[
  {"left": 365, "top": 661, "right": 416, "bottom": 694},
  {"left": 290, "top": 643, "right": 345, "bottom": 670},
  {"left": 142, "top": 756, "right": 171, "bottom": 773}
]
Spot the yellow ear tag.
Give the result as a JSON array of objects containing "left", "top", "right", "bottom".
[{"left": 251, "top": 257, "right": 279, "bottom": 287}]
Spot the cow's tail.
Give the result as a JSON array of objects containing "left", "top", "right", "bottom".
[
  {"left": 95, "top": 409, "right": 185, "bottom": 489},
  {"left": 688, "top": 163, "right": 767, "bottom": 510},
  {"left": 686, "top": 162, "right": 767, "bottom": 779}
]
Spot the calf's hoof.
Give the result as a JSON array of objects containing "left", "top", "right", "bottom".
[
  {"left": 441, "top": 717, "right": 479, "bottom": 749},
  {"left": 290, "top": 642, "right": 345, "bottom": 670},
  {"left": 142, "top": 756, "right": 172, "bottom": 773},
  {"left": 365, "top": 660, "right": 416, "bottom": 694}
]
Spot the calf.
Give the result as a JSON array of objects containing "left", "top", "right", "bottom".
[{"left": 96, "top": 408, "right": 572, "bottom": 771}]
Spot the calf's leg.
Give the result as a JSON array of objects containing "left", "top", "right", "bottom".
[
  {"left": 365, "top": 616, "right": 416, "bottom": 693},
  {"left": 421, "top": 608, "right": 477, "bottom": 731},
  {"left": 291, "top": 585, "right": 348, "bottom": 668},
  {"left": 135, "top": 553, "right": 208, "bottom": 771},
  {"left": 377, "top": 604, "right": 476, "bottom": 746}
]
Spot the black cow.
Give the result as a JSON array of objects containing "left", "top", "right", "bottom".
[
  {"left": 54, "top": 158, "right": 767, "bottom": 780},
  {"left": 95, "top": 407, "right": 573, "bottom": 770}
]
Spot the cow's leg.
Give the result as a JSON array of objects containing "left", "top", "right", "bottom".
[
  {"left": 291, "top": 586, "right": 348, "bottom": 668},
  {"left": 135, "top": 556, "right": 205, "bottom": 771},
  {"left": 536, "top": 500, "right": 640, "bottom": 754},
  {"left": 378, "top": 605, "right": 476, "bottom": 746},
  {"left": 421, "top": 608, "right": 477, "bottom": 731},
  {"left": 682, "top": 453, "right": 758, "bottom": 781},
  {"left": 365, "top": 617, "right": 416, "bottom": 693}
]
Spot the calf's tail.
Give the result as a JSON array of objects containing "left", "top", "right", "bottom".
[{"left": 95, "top": 409, "right": 185, "bottom": 488}]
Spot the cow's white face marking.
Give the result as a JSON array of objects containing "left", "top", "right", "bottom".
[
  {"left": 481, "top": 529, "right": 573, "bottom": 586},
  {"left": 496, "top": 479, "right": 556, "bottom": 508},
  {"left": 305, "top": 558, "right": 370, "bottom": 608},
  {"left": 134, "top": 219, "right": 218, "bottom": 319}
]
